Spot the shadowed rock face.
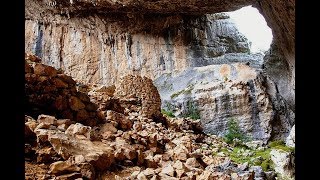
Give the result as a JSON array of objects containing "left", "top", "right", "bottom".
[
  {"left": 25, "top": 0, "right": 254, "bottom": 15},
  {"left": 254, "top": 0, "right": 295, "bottom": 117}
]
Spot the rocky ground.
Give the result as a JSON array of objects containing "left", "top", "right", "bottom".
[{"left": 25, "top": 53, "right": 294, "bottom": 180}]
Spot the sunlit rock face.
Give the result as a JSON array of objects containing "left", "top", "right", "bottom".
[{"left": 25, "top": 12, "right": 250, "bottom": 85}]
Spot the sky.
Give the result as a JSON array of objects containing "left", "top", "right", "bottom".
[{"left": 227, "top": 6, "right": 273, "bottom": 53}]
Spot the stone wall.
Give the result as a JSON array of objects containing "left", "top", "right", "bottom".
[
  {"left": 115, "top": 75, "right": 162, "bottom": 119},
  {"left": 25, "top": 53, "right": 103, "bottom": 126}
]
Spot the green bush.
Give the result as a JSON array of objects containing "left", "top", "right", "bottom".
[
  {"left": 182, "top": 101, "right": 200, "bottom": 120},
  {"left": 161, "top": 109, "right": 175, "bottom": 117},
  {"left": 223, "top": 118, "right": 248, "bottom": 144}
]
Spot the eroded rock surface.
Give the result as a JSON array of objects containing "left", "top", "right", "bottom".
[{"left": 155, "top": 62, "right": 273, "bottom": 142}]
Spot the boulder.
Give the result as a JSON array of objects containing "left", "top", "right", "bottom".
[
  {"left": 106, "top": 110, "right": 133, "bottom": 130},
  {"left": 65, "top": 123, "right": 91, "bottom": 139},
  {"left": 270, "top": 149, "right": 295, "bottom": 179},
  {"left": 49, "top": 161, "right": 80, "bottom": 175},
  {"left": 37, "top": 114, "right": 57, "bottom": 125},
  {"left": 48, "top": 131, "right": 115, "bottom": 170},
  {"left": 69, "top": 96, "right": 85, "bottom": 111},
  {"left": 34, "top": 63, "right": 57, "bottom": 77},
  {"left": 78, "top": 163, "right": 96, "bottom": 180},
  {"left": 285, "top": 125, "right": 295, "bottom": 148}
]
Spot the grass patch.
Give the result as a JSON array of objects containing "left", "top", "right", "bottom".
[
  {"left": 268, "top": 140, "right": 295, "bottom": 152},
  {"left": 161, "top": 109, "right": 175, "bottom": 118},
  {"left": 212, "top": 139, "right": 294, "bottom": 172},
  {"left": 219, "top": 146, "right": 273, "bottom": 171}
]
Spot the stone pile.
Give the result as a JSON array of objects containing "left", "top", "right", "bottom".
[
  {"left": 25, "top": 55, "right": 258, "bottom": 179},
  {"left": 25, "top": 53, "right": 103, "bottom": 126},
  {"left": 26, "top": 112, "right": 258, "bottom": 179}
]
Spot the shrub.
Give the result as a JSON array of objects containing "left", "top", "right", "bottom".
[
  {"left": 182, "top": 100, "right": 200, "bottom": 120},
  {"left": 224, "top": 118, "right": 248, "bottom": 144},
  {"left": 161, "top": 109, "right": 175, "bottom": 118}
]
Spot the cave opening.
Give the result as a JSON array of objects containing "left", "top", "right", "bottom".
[
  {"left": 157, "top": 6, "right": 276, "bottom": 141},
  {"left": 227, "top": 5, "right": 273, "bottom": 54}
]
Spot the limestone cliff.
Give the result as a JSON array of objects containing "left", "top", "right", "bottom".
[
  {"left": 25, "top": 10, "right": 249, "bottom": 85},
  {"left": 155, "top": 61, "right": 274, "bottom": 142}
]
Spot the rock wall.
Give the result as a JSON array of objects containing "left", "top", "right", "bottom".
[
  {"left": 25, "top": 9, "right": 250, "bottom": 85},
  {"left": 263, "top": 42, "right": 295, "bottom": 140},
  {"left": 254, "top": 0, "right": 295, "bottom": 120},
  {"left": 155, "top": 62, "right": 274, "bottom": 142}
]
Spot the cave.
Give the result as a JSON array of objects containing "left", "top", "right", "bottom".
[
  {"left": 25, "top": 0, "right": 294, "bottom": 141},
  {"left": 24, "top": 0, "right": 295, "bottom": 179}
]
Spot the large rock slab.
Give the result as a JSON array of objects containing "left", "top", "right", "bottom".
[
  {"left": 48, "top": 131, "right": 115, "bottom": 170},
  {"left": 270, "top": 149, "right": 295, "bottom": 179}
]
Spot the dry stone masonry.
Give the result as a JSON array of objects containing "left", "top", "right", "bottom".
[
  {"left": 115, "top": 75, "right": 162, "bottom": 119},
  {"left": 25, "top": 53, "right": 103, "bottom": 126}
]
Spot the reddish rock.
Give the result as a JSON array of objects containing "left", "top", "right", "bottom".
[
  {"left": 48, "top": 131, "right": 115, "bottom": 170},
  {"left": 106, "top": 110, "right": 132, "bottom": 130},
  {"left": 69, "top": 96, "right": 85, "bottom": 111},
  {"left": 65, "top": 123, "right": 91, "bottom": 139},
  {"left": 34, "top": 63, "right": 58, "bottom": 77},
  {"left": 25, "top": 120, "right": 38, "bottom": 131},
  {"left": 76, "top": 109, "right": 89, "bottom": 122},
  {"left": 56, "top": 119, "right": 72, "bottom": 126},
  {"left": 55, "top": 172, "right": 82, "bottom": 180},
  {"left": 43, "top": 85, "right": 57, "bottom": 93},
  {"left": 61, "top": 110, "right": 74, "bottom": 120},
  {"left": 57, "top": 74, "right": 76, "bottom": 85},
  {"left": 52, "top": 78, "right": 69, "bottom": 88},
  {"left": 35, "top": 122, "right": 52, "bottom": 130},
  {"left": 78, "top": 163, "right": 95, "bottom": 180},
  {"left": 136, "top": 150, "right": 145, "bottom": 166},
  {"left": 100, "top": 123, "right": 117, "bottom": 140},
  {"left": 85, "top": 102, "right": 98, "bottom": 111},
  {"left": 53, "top": 96, "right": 68, "bottom": 111},
  {"left": 77, "top": 92, "right": 91, "bottom": 103},
  {"left": 25, "top": 63, "right": 33, "bottom": 73},
  {"left": 185, "top": 158, "right": 201, "bottom": 169},
  {"left": 36, "top": 147, "right": 58, "bottom": 163},
  {"left": 49, "top": 161, "right": 80, "bottom": 175}
]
